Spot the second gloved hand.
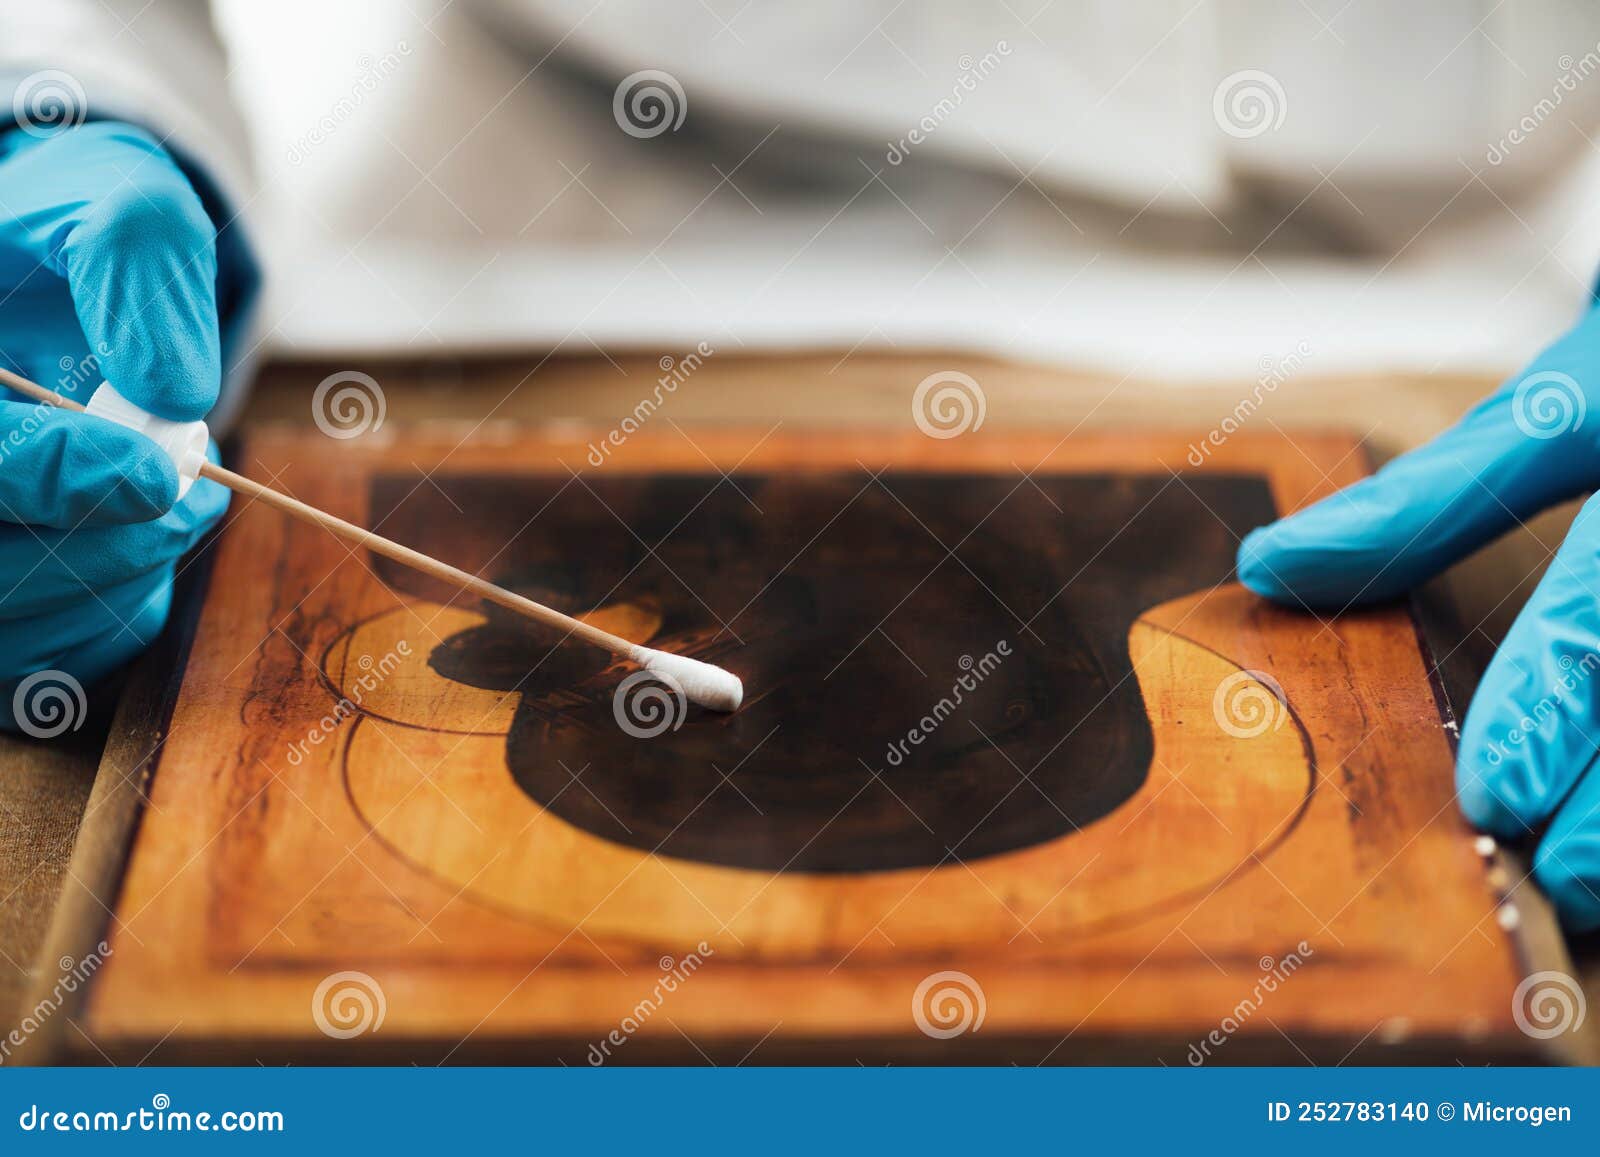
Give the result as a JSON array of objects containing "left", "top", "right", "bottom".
[{"left": 1237, "top": 302, "right": 1600, "bottom": 931}]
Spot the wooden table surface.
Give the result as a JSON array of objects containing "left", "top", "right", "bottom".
[{"left": 2, "top": 350, "right": 1593, "bottom": 1058}]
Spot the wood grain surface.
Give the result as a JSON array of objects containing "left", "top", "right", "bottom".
[{"left": 59, "top": 425, "right": 1567, "bottom": 1063}]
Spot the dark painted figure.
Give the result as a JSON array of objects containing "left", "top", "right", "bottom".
[{"left": 369, "top": 471, "right": 1275, "bottom": 873}]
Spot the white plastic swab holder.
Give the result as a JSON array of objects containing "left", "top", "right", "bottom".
[{"left": 84, "top": 381, "right": 209, "bottom": 498}]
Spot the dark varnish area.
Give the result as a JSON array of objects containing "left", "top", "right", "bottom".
[{"left": 369, "top": 471, "right": 1275, "bottom": 873}]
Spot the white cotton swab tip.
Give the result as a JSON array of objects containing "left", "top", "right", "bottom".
[{"left": 631, "top": 646, "right": 744, "bottom": 712}]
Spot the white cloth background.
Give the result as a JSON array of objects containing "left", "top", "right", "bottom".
[{"left": 20, "top": 0, "right": 1600, "bottom": 384}]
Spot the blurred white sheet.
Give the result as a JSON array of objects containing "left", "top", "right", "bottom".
[{"left": 213, "top": 0, "right": 1600, "bottom": 383}]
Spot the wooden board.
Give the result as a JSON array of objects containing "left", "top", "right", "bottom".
[{"left": 60, "top": 426, "right": 1561, "bottom": 1063}]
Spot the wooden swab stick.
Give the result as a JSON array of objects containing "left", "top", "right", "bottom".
[{"left": 0, "top": 368, "right": 743, "bottom": 712}]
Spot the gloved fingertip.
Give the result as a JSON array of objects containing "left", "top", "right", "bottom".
[
  {"left": 66, "top": 174, "right": 222, "bottom": 425},
  {"left": 79, "top": 416, "right": 181, "bottom": 523},
  {"left": 1235, "top": 509, "right": 1385, "bottom": 609},
  {"left": 1236, "top": 525, "right": 1293, "bottom": 601},
  {"left": 117, "top": 349, "right": 218, "bottom": 424},
  {"left": 1235, "top": 518, "right": 1358, "bottom": 608},
  {"left": 8, "top": 415, "right": 181, "bottom": 527},
  {"left": 117, "top": 451, "right": 181, "bottom": 522}
]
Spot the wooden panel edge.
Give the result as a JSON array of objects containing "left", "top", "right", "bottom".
[
  {"left": 1408, "top": 566, "right": 1592, "bottom": 1065},
  {"left": 10, "top": 535, "right": 220, "bottom": 1066},
  {"left": 1498, "top": 848, "right": 1597, "bottom": 1065}
]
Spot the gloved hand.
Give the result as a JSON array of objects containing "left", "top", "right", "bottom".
[
  {"left": 0, "top": 120, "right": 243, "bottom": 733},
  {"left": 1237, "top": 303, "right": 1600, "bottom": 931}
]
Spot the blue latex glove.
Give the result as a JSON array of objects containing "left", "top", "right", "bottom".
[
  {"left": 1238, "top": 303, "right": 1600, "bottom": 931},
  {"left": 0, "top": 120, "right": 249, "bottom": 732}
]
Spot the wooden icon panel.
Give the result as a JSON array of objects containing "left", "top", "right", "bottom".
[{"left": 71, "top": 427, "right": 1540, "bottom": 1062}]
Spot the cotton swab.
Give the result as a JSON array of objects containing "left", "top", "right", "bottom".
[{"left": 0, "top": 368, "right": 744, "bottom": 713}]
